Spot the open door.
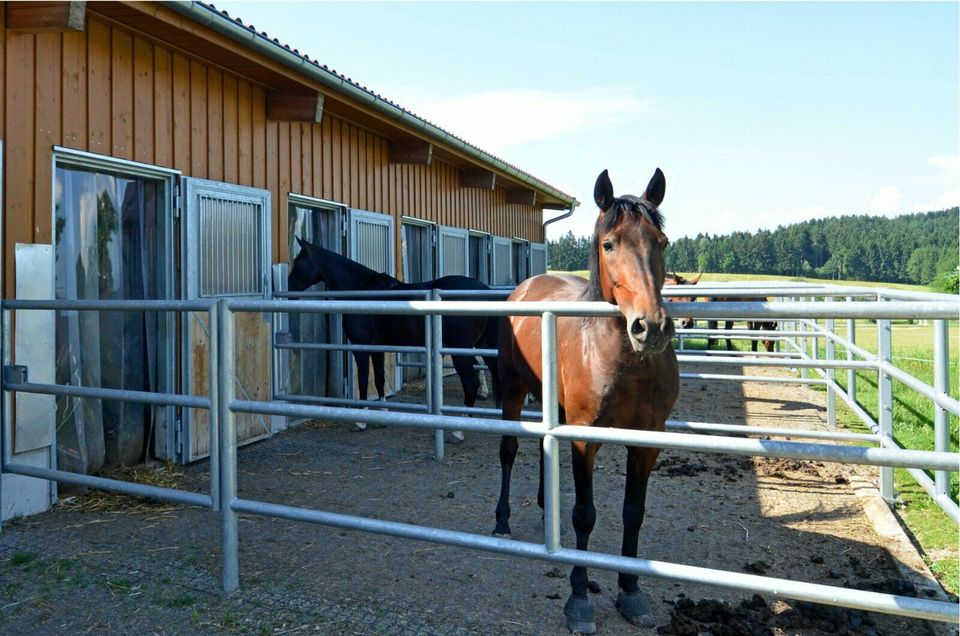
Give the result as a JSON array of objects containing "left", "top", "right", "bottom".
[{"left": 180, "top": 178, "right": 272, "bottom": 463}]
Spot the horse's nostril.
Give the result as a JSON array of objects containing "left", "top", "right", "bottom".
[{"left": 631, "top": 318, "right": 646, "bottom": 337}]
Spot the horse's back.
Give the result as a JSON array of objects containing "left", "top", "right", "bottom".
[{"left": 508, "top": 273, "right": 586, "bottom": 303}]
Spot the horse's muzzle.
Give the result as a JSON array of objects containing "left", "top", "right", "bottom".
[{"left": 628, "top": 315, "right": 675, "bottom": 353}]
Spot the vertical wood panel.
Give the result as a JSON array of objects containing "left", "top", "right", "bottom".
[
  {"left": 349, "top": 124, "right": 359, "bottom": 207},
  {"left": 265, "top": 119, "right": 278, "bottom": 259},
  {"left": 237, "top": 79, "right": 252, "bottom": 186},
  {"left": 300, "top": 123, "right": 312, "bottom": 195},
  {"left": 171, "top": 53, "right": 190, "bottom": 173},
  {"left": 356, "top": 128, "right": 365, "bottom": 209},
  {"left": 5, "top": 34, "right": 34, "bottom": 294},
  {"left": 373, "top": 136, "right": 382, "bottom": 212},
  {"left": 189, "top": 60, "right": 207, "bottom": 176},
  {"left": 133, "top": 37, "right": 153, "bottom": 164},
  {"left": 34, "top": 33, "right": 60, "bottom": 244},
  {"left": 288, "top": 121, "right": 300, "bottom": 194},
  {"left": 111, "top": 28, "right": 133, "bottom": 160},
  {"left": 251, "top": 86, "right": 265, "bottom": 188},
  {"left": 222, "top": 74, "right": 238, "bottom": 184},
  {"left": 322, "top": 117, "right": 332, "bottom": 200},
  {"left": 153, "top": 46, "right": 172, "bottom": 167},
  {"left": 87, "top": 20, "right": 110, "bottom": 154},
  {"left": 278, "top": 121, "right": 290, "bottom": 209},
  {"left": 311, "top": 121, "right": 322, "bottom": 199},
  {"left": 330, "top": 118, "right": 341, "bottom": 201},
  {"left": 206, "top": 68, "right": 223, "bottom": 182},
  {"left": 61, "top": 31, "right": 86, "bottom": 150}
]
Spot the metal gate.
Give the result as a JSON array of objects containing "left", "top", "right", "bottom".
[
  {"left": 530, "top": 242, "right": 547, "bottom": 276},
  {"left": 181, "top": 178, "right": 272, "bottom": 462}
]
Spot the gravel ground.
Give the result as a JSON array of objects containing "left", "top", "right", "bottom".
[{"left": 0, "top": 363, "right": 955, "bottom": 635}]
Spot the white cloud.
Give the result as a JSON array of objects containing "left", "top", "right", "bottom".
[
  {"left": 867, "top": 185, "right": 905, "bottom": 215},
  {"left": 398, "top": 88, "right": 657, "bottom": 154},
  {"left": 926, "top": 155, "right": 960, "bottom": 183}
]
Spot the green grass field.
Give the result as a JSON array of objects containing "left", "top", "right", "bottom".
[{"left": 554, "top": 268, "right": 959, "bottom": 593}]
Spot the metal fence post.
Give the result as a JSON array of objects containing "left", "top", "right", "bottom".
[
  {"left": 826, "top": 318, "right": 836, "bottom": 426},
  {"left": 430, "top": 290, "right": 445, "bottom": 460},
  {"left": 208, "top": 305, "right": 220, "bottom": 513},
  {"left": 800, "top": 297, "right": 809, "bottom": 380},
  {"left": 933, "top": 319, "right": 950, "bottom": 499},
  {"left": 217, "top": 300, "right": 240, "bottom": 593},
  {"left": 877, "top": 318, "right": 895, "bottom": 502},
  {"left": 541, "top": 311, "right": 561, "bottom": 552},
  {"left": 846, "top": 296, "right": 856, "bottom": 404}
]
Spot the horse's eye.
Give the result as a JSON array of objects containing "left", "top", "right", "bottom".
[{"left": 602, "top": 240, "right": 614, "bottom": 252}]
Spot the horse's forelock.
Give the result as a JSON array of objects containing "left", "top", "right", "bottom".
[{"left": 597, "top": 196, "right": 663, "bottom": 234}]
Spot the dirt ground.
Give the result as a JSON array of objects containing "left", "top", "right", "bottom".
[{"left": 0, "top": 362, "right": 956, "bottom": 635}]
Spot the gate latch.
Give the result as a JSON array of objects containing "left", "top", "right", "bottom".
[{"left": 3, "top": 365, "right": 28, "bottom": 385}]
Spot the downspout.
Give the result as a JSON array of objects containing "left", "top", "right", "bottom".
[
  {"left": 542, "top": 202, "right": 578, "bottom": 270},
  {"left": 161, "top": 1, "right": 579, "bottom": 209}
]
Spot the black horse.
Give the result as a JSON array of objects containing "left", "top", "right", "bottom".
[{"left": 288, "top": 237, "right": 500, "bottom": 413}]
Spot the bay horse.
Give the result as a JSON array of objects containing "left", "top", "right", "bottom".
[
  {"left": 288, "top": 237, "right": 499, "bottom": 415},
  {"left": 494, "top": 169, "right": 679, "bottom": 633},
  {"left": 664, "top": 272, "right": 701, "bottom": 330},
  {"left": 705, "top": 296, "right": 778, "bottom": 352}
]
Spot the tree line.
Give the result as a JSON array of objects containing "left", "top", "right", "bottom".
[{"left": 548, "top": 207, "right": 959, "bottom": 291}]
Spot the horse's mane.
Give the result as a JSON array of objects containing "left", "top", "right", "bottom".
[{"left": 584, "top": 196, "right": 664, "bottom": 302}]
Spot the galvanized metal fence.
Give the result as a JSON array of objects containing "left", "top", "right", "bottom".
[{"left": 1, "top": 288, "right": 958, "bottom": 625}]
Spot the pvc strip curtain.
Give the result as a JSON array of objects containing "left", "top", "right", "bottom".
[
  {"left": 288, "top": 205, "right": 342, "bottom": 399},
  {"left": 54, "top": 166, "right": 166, "bottom": 474}
]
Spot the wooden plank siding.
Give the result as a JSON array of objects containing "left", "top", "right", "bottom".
[{"left": 2, "top": 14, "right": 547, "bottom": 295}]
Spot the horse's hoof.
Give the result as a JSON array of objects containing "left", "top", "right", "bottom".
[
  {"left": 563, "top": 594, "right": 596, "bottom": 634},
  {"left": 351, "top": 422, "right": 367, "bottom": 432},
  {"left": 616, "top": 590, "right": 655, "bottom": 628},
  {"left": 491, "top": 525, "right": 512, "bottom": 540},
  {"left": 446, "top": 430, "right": 465, "bottom": 444}
]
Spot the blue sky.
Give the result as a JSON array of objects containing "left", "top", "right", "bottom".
[{"left": 215, "top": 1, "right": 959, "bottom": 240}]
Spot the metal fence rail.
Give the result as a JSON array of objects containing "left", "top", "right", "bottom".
[{"left": 1, "top": 290, "right": 958, "bottom": 626}]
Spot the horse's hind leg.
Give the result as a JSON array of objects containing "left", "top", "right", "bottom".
[
  {"left": 615, "top": 446, "right": 658, "bottom": 627},
  {"left": 725, "top": 320, "right": 735, "bottom": 351},
  {"left": 565, "top": 440, "right": 600, "bottom": 635},
  {"left": 352, "top": 352, "right": 370, "bottom": 432},
  {"left": 371, "top": 352, "right": 386, "bottom": 401},
  {"left": 706, "top": 319, "right": 717, "bottom": 349},
  {"left": 452, "top": 355, "right": 481, "bottom": 408}
]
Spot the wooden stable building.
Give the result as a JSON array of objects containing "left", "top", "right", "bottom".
[{"left": 0, "top": 1, "right": 576, "bottom": 519}]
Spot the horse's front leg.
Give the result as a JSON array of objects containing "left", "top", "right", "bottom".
[
  {"left": 615, "top": 445, "right": 659, "bottom": 627},
  {"left": 564, "top": 440, "right": 600, "bottom": 635}
]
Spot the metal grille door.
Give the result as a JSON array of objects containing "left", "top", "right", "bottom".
[
  {"left": 530, "top": 242, "right": 547, "bottom": 276},
  {"left": 438, "top": 226, "right": 469, "bottom": 277},
  {"left": 182, "top": 178, "right": 272, "bottom": 462},
  {"left": 492, "top": 236, "right": 513, "bottom": 286},
  {"left": 350, "top": 209, "right": 395, "bottom": 274}
]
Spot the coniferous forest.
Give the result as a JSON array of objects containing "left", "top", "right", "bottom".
[{"left": 548, "top": 208, "right": 959, "bottom": 291}]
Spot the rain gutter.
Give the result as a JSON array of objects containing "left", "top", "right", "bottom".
[{"left": 161, "top": 1, "right": 579, "bottom": 208}]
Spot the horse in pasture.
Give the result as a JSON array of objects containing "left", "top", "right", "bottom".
[
  {"left": 705, "top": 296, "right": 778, "bottom": 352},
  {"left": 663, "top": 271, "right": 701, "bottom": 330},
  {"left": 287, "top": 238, "right": 500, "bottom": 420},
  {"left": 493, "top": 168, "right": 680, "bottom": 633}
]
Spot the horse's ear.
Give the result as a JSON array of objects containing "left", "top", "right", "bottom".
[
  {"left": 690, "top": 272, "right": 702, "bottom": 284},
  {"left": 594, "top": 169, "right": 614, "bottom": 211},
  {"left": 296, "top": 236, "right": 309, "bottom": 250},
  {"left": 643, "top": 168, "right": 666, "bottom": 207}
]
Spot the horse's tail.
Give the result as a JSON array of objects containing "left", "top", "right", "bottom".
[{"left": 477, "top": 314, "right": 501, "bottom": 405}]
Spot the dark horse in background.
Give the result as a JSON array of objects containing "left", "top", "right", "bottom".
[
  {"left": 288, "top": 237, "right": 500, "bottom": 415},
  {"left": 706, "top": 296, "right": 778, "bottom": 352},
  {"left": 494, "top": 169, "right": 679, "bottom": 633}
]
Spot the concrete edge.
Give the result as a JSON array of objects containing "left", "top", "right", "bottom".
[{"left": 851, "top": 475, "right": 959, "bottom": 636}]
